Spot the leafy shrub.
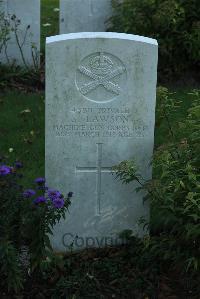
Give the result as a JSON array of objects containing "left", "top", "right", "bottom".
[
  {"left": 114, "top": 88, "right": 200, "bottom": 272},
  {"left": 0, "top": 160, "right": 72, "bottom": 292},
  {"left": 0, "top": 162, "right": 24, "bottom": 292},
  {"left": 109, "top": 0, "right": 200, "bottom": 79}
]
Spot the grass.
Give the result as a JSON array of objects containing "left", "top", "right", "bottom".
[
  {"left": 41, "top": 0, "right": 59, "bottom": 53},
  {"left": 0, "top": 91, "right": 44, "bottom": 186}
]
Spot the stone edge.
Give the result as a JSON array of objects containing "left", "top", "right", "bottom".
[{"left": 46, "top": 32, "right": 158, "bottom": 46}]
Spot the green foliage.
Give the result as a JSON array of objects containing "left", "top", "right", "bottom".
[
  {"left": 0, "top": 165, "right": 22, "bottom": 244},
  {"left": 109, "top": 0, "right": 200, "bottom": 78},
  {"left": 50, "top": 247, "right": 158, "bottom": 299},
  {"left": 0, "top": 163, "right": 24, "bottom": 292},
  {"left": 0, "top": 241, "right": 23, "bottom": 293},
  {"left": 0, "top": 64, "right": 42, "bottom": 90},
  {"left": 114, "top": 88, "right": 200, "bottom": 273}
]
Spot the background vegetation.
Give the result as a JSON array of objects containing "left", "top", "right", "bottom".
[{"left": 109, "top": 0, "right": 200, "bottom": 81}]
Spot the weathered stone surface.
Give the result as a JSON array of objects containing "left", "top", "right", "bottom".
[
  {"left": 60, "top": 0, "right": 112, "bottom": 34},
  {"left": 0, "top": 0, "right": 40, "bottom": 67},
  {"left": 46, "top": 32, "right": 158, "bottom": 251}
]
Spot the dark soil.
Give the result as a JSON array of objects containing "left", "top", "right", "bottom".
[{"left": 2, "top": 245, "right": 200, "bottom": 299}]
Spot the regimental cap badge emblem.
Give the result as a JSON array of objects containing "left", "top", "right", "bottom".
[
  {"left": 76, "top": 52, "right": 126, "bottom": 103},
  {"left": 90, "top": 52, "right": 113, "bottom": 75}
]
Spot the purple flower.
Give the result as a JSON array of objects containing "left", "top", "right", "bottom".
[
  {"left": 68, "top": 192, "right": 73, "bottom": 198},
  {"left": 35, "top": 177, "right": 45, "bottom": 185},
  {"left": 23, "top": 189, "right": 36, "bottom": 198},
  {"left": 33, "top": 196, "right": 46, "bottom": 205},
  {"left": 52, "top": 197, "right": 65, "bottom": 209},
  {"left": 0, "top": 165, "right": 11, "bottom": 176},
  {"left": 48, "top": 189, "right": 61, "bottom": 200},
  {"left": 15, "top": 161, "right": 23, "bottom": 169}
]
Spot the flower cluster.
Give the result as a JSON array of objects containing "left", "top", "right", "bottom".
[
  {"left": 23, "top": 177, "right": 73, "bottom": 209},
  {"left": 0, "top": 161, "right": 73, "bottom": 210}
]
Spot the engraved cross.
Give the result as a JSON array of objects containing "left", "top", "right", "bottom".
[{"left": 76, "top": 143, "right": 112, "bottom": 215}]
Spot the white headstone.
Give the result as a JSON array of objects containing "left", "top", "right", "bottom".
[
  {"left": 0, "top": 0, "right": 40, "bottom": 67},
  {"left": 60, "top": 0, "right": 112, "bottom": 34},
  {"left": 46, "top": 32, "right": 158, "bottom": 251}
]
